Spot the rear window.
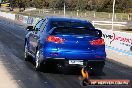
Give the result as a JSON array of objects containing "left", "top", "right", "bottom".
[
  {"left": 50, "top": 21, "right": 94, "bottom": 29},
  {"left": 51, "top": 27, "right": 102, "bottom": 37}
]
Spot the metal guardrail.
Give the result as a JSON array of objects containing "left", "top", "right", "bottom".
[{"left": 92, "top": 21, "right": 132, "bottom": 26}]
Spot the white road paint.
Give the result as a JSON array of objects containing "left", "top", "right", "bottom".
[
  {"left": 106, "top": 49, "right": 132, "bottom": 67},
  {"left": 0, "top": 43, "right": 19, "bottom": 88},
  {"left": 0, "top": 60, "right": 19, "bottom": 88}
]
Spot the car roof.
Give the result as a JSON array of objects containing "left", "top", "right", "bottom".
[{"left": 44, "top": 17, "right": 90, "bottom": 23}]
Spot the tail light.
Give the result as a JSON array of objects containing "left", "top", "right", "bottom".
[
  {"left": 47, "top": 36, "right": 64, "bottom": 43},
  {"left": 90, "top": 39, "right": 105, "bottom": 45}
]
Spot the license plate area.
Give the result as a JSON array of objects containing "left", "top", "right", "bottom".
[{"left": 69, "top": 60, "right": 83, "bottom": 65}]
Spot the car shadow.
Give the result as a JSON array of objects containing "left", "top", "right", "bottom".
[
  {"left": 41, "top": 63, "right": 82, "bottom": 75},
  {"left": 41, "top": 63, "right": 106, "bottom": 77},
  {"left": 28, "top": 59, "right": 106, "bottom": 78}
]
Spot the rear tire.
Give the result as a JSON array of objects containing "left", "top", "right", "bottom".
[
  {"left": 91, "top": 66, "right": 104, "bottom": 75},
  {"left": 24, "top": 43, "right": 30, "bottom": 61},
  {"left": 86, "top": 61, "right": 105, "bottom": 75},
  {"left": 57, "top": 64, "right": 68, "bottom": 74},
  {"left": 35, "top": 50, "right": 44, "bottom": 71}
]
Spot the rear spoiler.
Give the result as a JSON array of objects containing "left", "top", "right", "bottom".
[{"left": 95, "top": 29, "right": 102, "bottom": 37}]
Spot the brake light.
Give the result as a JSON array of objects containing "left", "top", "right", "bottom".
[
  {"left": 90, "top": 39, "right": 105, "bottom": 45},
  {"left": 47, "top": 36, "right": 64, "bottom": 43}
]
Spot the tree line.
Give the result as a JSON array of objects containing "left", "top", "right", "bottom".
[{"left": 7, "top": 0, "right": 132, "bottom": 12}]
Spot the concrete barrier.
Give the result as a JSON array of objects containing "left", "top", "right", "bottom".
[
  {"left": 0, "top": 11, "right": 15, "bottom": 20},
  {"left": 0, "top": 11, "right": 40, "bottom": 25},
  {"left": 99, "top": 28, "right": 132, "bottom": 56},
  {"left": 14, "top": 14, "right": 40, "bottom": 25},
  {"left": 92, "top": 21, "right": 132, "bottom": 26}
]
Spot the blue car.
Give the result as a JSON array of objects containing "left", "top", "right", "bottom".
[{"left": 24, "top": 17, "right": 106, "bottom": 73}]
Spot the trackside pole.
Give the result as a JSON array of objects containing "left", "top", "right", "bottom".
[
  {"left": 112, "top": 0, "right": 116, "bottom": 30},
  {"left": 64, "top": 3, "right": 66, "bottom": 17}
]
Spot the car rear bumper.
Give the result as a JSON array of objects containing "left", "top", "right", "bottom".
[
  {"left": 44, "top": 50, "right": 106, "bottom": 60},
  {"left": 43, "top": 58, "right": 105, "bottom": 67}
]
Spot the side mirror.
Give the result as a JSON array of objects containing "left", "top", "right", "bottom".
[{"left": 26, "top": 26, "right": 34, "bottom": 31}]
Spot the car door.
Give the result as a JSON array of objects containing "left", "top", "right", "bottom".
[{"left": 29, "top": 19, "right": 44, "bottom": 54}]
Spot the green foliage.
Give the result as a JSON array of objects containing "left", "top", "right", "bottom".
[
  {"left": 11, "top": 0, "right": 132, "bottom": 12},
  {"left": 2, "top": 0, "right": 8, "bottom": 2}
]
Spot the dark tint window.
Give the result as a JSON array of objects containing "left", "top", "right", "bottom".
[
  {"left": 51, "top": 21, "right": 94, "bottom": 29},
  {"left": 51, "top": 27, "right": 102, "bottom": 37},
  {"left": 34, "top": 20, "right": 44, "bottom": 31}
]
